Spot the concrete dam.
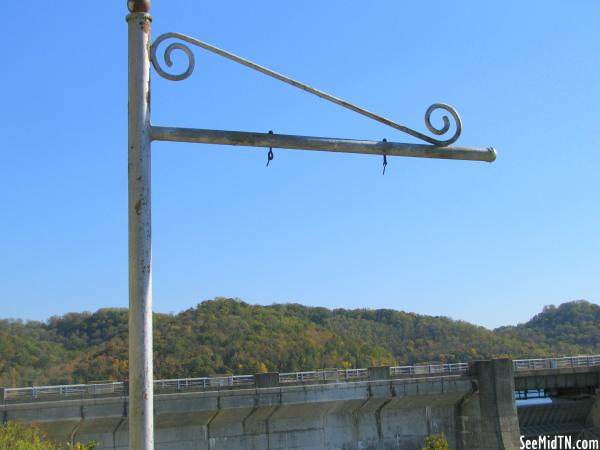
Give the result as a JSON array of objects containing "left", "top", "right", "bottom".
[{"left": 1, "top": 356, "right": 599, "bottom": 449}]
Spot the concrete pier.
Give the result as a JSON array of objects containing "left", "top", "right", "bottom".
[{"left": 460, "top": 359, "right": 520, "bottom": 450}]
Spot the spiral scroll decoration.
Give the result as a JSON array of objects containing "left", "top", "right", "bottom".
[
  {"left": 423, "top": 103, "right": 462, "bottom": 146},
  {"left": 150, "top": 32, "right": 462, "bottom": 146},
  {"left": 150, "top": 33, "right": 196, "bottom": 81}
]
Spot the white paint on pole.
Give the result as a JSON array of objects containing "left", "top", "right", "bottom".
[{"left": 127, "top": 9, "right": 153, "bottom": 450}]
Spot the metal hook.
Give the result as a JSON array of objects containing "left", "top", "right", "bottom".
[
  {"left": 382, "top": 139, "right": 388, "bottom": 175},
  {"left": 267, "top": 130, "right": 274, "bottom": 166}
]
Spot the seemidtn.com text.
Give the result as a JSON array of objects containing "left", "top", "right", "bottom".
[{"left": 520, "top": 435, "right": 599, "bottom": 450}]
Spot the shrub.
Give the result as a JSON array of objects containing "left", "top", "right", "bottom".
[
  {"left": 0, "top": 422, "right": 97, "bottom": 450},
  {"left": 422, "top": 432, "right": 449, "bottom": 450}
]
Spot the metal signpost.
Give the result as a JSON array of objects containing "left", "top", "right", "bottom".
[{"left": 126, "top": 0, "right": 496, "bottom": 448}]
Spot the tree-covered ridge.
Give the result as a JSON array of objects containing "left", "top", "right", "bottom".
[
  {"left": 0, "top": 298, "right": 598, "bottom": 388},
  {"left": 495, "top": 300, "right": 600, "bottom": 353}
]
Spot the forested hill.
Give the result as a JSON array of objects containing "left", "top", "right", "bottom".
[{"left": 0, "top": 298, "right": 598, "bottom": 388}]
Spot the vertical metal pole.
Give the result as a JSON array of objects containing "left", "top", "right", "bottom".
[{"left": 127, "top": 1, "right": 153, "bottom": 449}]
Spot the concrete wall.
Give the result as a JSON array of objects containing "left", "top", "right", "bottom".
[
  {"left": 1, "top": 359, "right": 526, "bottom": 450},
  {"left": 4, "top": 376, "right": 474, "bottom": 450},
  {"left": 519, "top": 400, "right": 594, "bottom": 437},
  {"left": 514, "top": 366, "right": 600, "bottom": 392},
  {"left": 587, "top": 389, "right": 600, "bottom": 429}
]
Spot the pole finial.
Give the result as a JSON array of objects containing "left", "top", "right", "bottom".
[{"left": 127, "top": 0, "right": 150, "bottom": 13}]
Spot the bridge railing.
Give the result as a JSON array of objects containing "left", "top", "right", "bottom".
[
  {"left": 154, "top": 374, "right": 256, "bottom": 392},
  {"left": 279, "top": 368, "right": 368, "bottom": 384},
  {"left": 4, "top": 355, "right": 599, "bottom": 403},
  {"left": 390, "top": 362, "right": 469, "bottom": 376},
  {"left": 513, "top": 355, "right": 600, "bottom": 371},
  {"left": 4, "top": 382, "right": 125, "bottom": 402}
]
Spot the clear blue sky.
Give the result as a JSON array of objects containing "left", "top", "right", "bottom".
[{"left": 1, "top": 1, "right": 598, "bottom": 329}]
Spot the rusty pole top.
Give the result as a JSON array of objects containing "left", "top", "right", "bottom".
[{"left": 127, "top": 0, "right": 150, "bottom": 13}]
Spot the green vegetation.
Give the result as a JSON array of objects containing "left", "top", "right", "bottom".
[
  {"left": 0, "top": 422, "right": 96, "bottom": 449},
  {"left": 495, "top": 300, "right": 600, "bottom": 353},
  {"left": 422, "top": 432, "right": 449, "bottom": 450},
  {"left": 0, "top": 298, "right": 598, "bottom": 387}
]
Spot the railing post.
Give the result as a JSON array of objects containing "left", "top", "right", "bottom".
[
  {"left": 255, "top": 372, "right": 280, "bottom": 388},
  {"left": 368, "top": 366, "right": 390, "bottom": 381},
  {"left": 127, "top": 1, "right": 154, "bottom": 449}
]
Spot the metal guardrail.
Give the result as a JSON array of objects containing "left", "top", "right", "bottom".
[
  {"left": 512, "top": 355, "right": 600, "bottom": 372},
  {"left": 4, "top": 383, "right": 125, "bottom": 401},
  {"left": 279, "top": 368, "right": 368, "bottom": 384},
  {"left": 390, "top": 362, "right": 469, "bottom": 376},
  {"left": 154, "top": 374, "right": 256, "bottom": 392},
  {"left": 3, "top": 355, "right": 599, "bottom": 403}
]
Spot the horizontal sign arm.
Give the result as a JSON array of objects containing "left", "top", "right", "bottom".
[{"left": 150, "top": 126, "right": 496, "bottom": 163}]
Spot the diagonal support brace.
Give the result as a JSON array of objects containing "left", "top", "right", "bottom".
[{"left": 150, "top": 33, "right": 464, "bottom": 147}]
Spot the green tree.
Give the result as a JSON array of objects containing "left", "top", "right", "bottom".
[
  {"left": 0, "top": 422, "right": 54, "bottom": 450},
  {"left": 0, "top": 422, "right": 96, "bottom": 450},
  {"left": 1, "top": 298, "right": 599, "bottom": 386}
]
